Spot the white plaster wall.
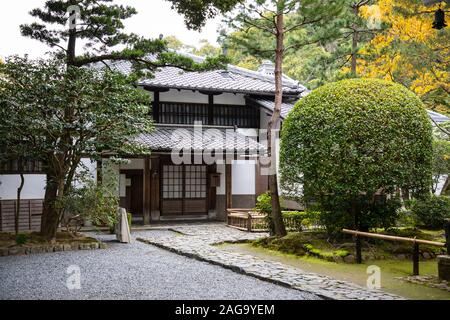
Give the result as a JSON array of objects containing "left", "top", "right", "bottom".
[
  {"left": 216, "top": 160, "right": 256, "bottom": 196},
  {"left": 160, "top": 89, "right": 208, "bottom": 104},
  {"left": 232, "top": 160, "right": 256, "bottom": 195},
  {"left": 0, "top": 175, "right": 46, "bottom": 200},
  {"left": 0, "top": 158, "right": 97, "bottom": 200},
  {"left": 72, "top": 158, "right": 97, "bottom": 189},
  {"left": 214, "top": 93, "right": 246, "bottom": 105}
]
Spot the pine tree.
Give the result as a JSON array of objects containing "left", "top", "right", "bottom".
[
  {"left": 17, "top": 0, "right": 228, "bottom": 240},
  {"left": 21, "top": 0, "right": 227, "bottom": 71}
]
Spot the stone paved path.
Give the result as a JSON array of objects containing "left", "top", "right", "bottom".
[{"left": 137, "top": 223, "right": 404, "bottom": 300}]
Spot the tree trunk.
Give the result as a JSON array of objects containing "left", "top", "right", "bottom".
[
  {"left": 40, "top": 174, "right": 62, "bottom": 241},
  {"left": 267, "top": 10, "right": 287, "bottom": 237},
  {"left": 15, "top": 172, "right": 25, "bottom": 235},
  {"left": 67, "top": 8, "right": 77, "bottom": 66},
  {"left": 351, "top": 6, "right": 359, "bottom": 76}
]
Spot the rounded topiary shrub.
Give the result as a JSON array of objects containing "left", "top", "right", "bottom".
[{"left": 280, "top": 78, "right": 433, "bottom": 232}]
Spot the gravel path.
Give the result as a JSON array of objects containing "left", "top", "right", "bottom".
[{"left": 0, "top": 230, "right": 319, "bottom": 300}]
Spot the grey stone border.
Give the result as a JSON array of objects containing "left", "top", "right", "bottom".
[
  {"left": 0, "top": 241, "right": 106, "bottom": 257},
  {"left": 136, "top": 224, "right": 404, "bottom": 300},
  {"left": 137, "top": 237, "right": 331, "bottom": 299}
]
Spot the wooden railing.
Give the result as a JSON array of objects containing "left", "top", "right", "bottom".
[
  {"left": 227, "top": 209, "right": 267, "bottom": 232},
  {"left": 343, "top": 228, "right": 449, "bottom": 276},
  {"left": 226, "top": 208, "right": 314, "bottom": 233}
]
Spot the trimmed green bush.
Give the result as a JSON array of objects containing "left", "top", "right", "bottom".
[
  {"left": 281, "top": 78, "right": 433, "bottom": 233},
  {"left": 15, "top": 233, "right": 28, "bottom": 245},
  {"left": 411, "top": 195, "right": 450, "bottom": 229}
]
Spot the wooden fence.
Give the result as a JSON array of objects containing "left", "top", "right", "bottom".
[{"left": 0, "top": 200, "right": 43, "bottom": 232}]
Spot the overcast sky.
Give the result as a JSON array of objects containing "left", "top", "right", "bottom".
[{"left": 0, "top": 0, "right": 222, "bottom": 59}]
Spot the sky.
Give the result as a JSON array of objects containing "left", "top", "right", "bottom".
[{"left": 0, "top": 0, "right": 222, "bottom": 59}]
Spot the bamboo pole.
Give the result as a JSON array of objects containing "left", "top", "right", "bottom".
[{"left": 342, "top": 229, "right": 446, "bottom": 247}]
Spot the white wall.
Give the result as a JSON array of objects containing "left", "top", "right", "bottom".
[
  {"left": 160, "top": 89, "right": 208, "bottom": 104},
  {"left": 216, "top": 160, "right": 256, "bottom": 196},
  {"left": 214, "top": 92, "right": 246, "bottom": 105},
  {"left": 0, "top": 157, "right": 97, "bottom": 200},
  {"left": 232, "top": 160, "right": 256, "bottom": 195},
  {"left": 0, "top": 175, "right": 46, "bottom": 200},
  {"left": 158, "top": 89, "right": 247, "bottom": 106}
]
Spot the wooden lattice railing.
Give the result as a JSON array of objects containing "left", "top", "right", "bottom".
[{"left": 226, "top": 208, "right": 267, "bottom": 232}]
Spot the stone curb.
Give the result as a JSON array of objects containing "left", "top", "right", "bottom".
[
  {"left": 136, "top": 237, "right": 330, "bottom": 298},
  {"left": 137, "top": 236, "right": 404, "bottom": 300},
  {"left": 0, "top": 241, "right": 107, "bottom": 257}
]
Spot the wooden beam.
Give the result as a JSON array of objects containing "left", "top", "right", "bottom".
[
  {"left": 208, "top": 94, "right": 214, "bottom": 125},
  {"left": 226, "top": 163, "right": 232, "bottom": 209},
  {"left": 143, "top": 157, "right": 151, "bottom": 225}
]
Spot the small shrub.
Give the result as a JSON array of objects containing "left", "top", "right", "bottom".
[
  {"left": 15, "top": 233, "right": 28, "bottom": 245},
  {"left": 256, "top": 192, "right": 274, "bottom": 234},
  {"left": 411, "top": 195, "right": 450, "bottom": 229},
  {"left": 282, "top": 210, "right": 321, "bottom": 231}
]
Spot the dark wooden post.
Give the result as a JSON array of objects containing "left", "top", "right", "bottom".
[
  {"left": 143, "top": 157, "right": 151, "bottom": 225},
  {"left": 444, "top": 219, "right": 450, "bottom": 255},
  {"left": 355, "top": 234, "right": 362, "bottom": 264},
  {"left": 208, "top": 94, "right": 214, "bottom": 125},
  {"left": 413, "top": 242, "right": 420, "bottom": 276},
  {"left": 226, "top": 163, "right": 232, "bottom": 210}
]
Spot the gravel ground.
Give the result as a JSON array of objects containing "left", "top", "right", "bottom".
[{"left": 0, "top": 230, "right": 320, "bottom": 300}]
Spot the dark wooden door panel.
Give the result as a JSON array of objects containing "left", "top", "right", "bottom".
[
  {"left": 184, "top": 199, "right": 208, "bottom": 214},
  {"left": 161, "top": 199, "right": 183, "bottom": 215}
]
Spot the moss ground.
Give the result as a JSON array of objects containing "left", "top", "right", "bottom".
[
  {"left": 0, "top": 231, "right": 98, "bottom": 248},
  {"left": 221, "top": 242, "right": 450, "bottom": 300}
]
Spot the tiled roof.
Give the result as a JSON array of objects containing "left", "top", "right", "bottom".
[
  {"left": 428, "top": 110, "right": 450, "bottom": 124},
  {"left": 247, "top": 97, "right": 298, "bottom": 119},
  {"left": 135, "top": 125, "right": 265, "bottom": 153},
  {"left": 94, "top": 52, "right": 306, "bottom": 96}
]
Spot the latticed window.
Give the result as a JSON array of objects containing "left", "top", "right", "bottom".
[
  {"left": 157, "top": 102, "right": 259, "bottom": 128},
  {"left": 162, "top": 165, "right": 207, "bottom": 199},
  {"left": 162, "top": 165, "right": 183, "bottom": 199},
  {"left": 185, "top": 165, "right": 207, "bottom": 199}
]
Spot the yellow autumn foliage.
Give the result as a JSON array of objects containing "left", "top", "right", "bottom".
[{"left": 347, "top": 0, "right": 449, "bottom": 113}]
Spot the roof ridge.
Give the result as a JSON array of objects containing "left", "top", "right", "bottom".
[{"left": 177, "top": 51, "right": 304, "bottom": 91}]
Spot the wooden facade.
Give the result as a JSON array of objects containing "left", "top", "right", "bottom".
[
  {"left": 0, "top": 199, "right": 42, "bottom": 232},
  {"left": 119, "top": 155, "right": 227, "bottom": 222}
]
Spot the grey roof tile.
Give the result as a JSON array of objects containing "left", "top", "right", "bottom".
[
  {"left": 94, "top": 52, "right": 306, "bottom": 95},
  {"left": 428, "top": 110, "right": 450, "bottom": 124},
  {"left": 135, "top": 125, "right": 265, "bottom": 153},
  {"left": 247, "top": 97, "right": 297, "bottom": 119}
]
